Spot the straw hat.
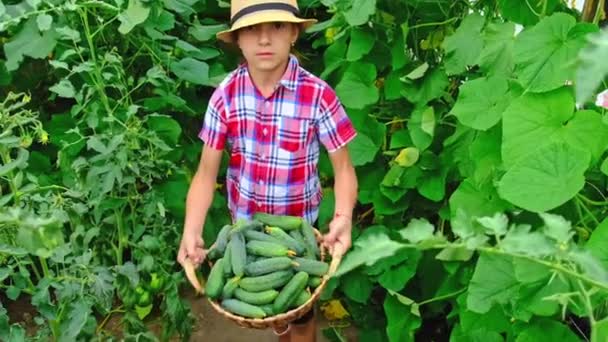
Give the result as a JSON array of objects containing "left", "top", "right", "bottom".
[{"left": 216, "top": 0, "right": 318, "bottom": 43}]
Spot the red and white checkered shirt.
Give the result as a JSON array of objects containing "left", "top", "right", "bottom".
[{"left": 199, "top": 55, "right": 356, "bottom": 223}]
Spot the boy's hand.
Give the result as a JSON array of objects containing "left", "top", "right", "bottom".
[
  {"left": 177, "top": 231, "right": 206, "bottom": 267},
  {"left": 323, "top": 214, "right": 352, "bottom": 255}
]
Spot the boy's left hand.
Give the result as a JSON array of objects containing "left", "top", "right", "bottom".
[{"left": 323, "top": 215, "right": 352, "bottom": 255}]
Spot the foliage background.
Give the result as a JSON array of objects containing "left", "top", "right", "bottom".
[{"left": 1, "top": 0, "right": 608, "bottom": 341}]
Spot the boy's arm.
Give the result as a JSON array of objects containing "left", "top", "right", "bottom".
[
  {"left": 323, "top": 146, "right": 357, "bottom": 254},
  {"left": 177, "top": 145, "right": 223, "bottom": 266}
]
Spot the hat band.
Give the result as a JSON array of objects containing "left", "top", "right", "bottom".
[{"left": 231, "top": 2, "right": 300, "bottom": 26}]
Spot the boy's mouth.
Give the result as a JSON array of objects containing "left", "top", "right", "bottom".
[{"left": 256, "top": 52, "right": 274, "bottom": 57}]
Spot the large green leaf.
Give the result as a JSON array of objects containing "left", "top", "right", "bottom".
[
  {"left": 408, "top": 106, "right": 434, "bottom": 150},
  {"left": 587, "top": 218, "right": 608, "bottom": 269},
  {"left": 449, "top": 75, "right": 511, "bottom": 130},
  {"left": 467, "top": 253, "right": 519, "bottom": 313},
  {"left": 384, "top": 294, "right": 421, "bottom": 342},
  {"left": 378, "top": 259, "right": 418, "bottom": 292},
  {"left": 514, "top": 13, "right": 597, "bottom": 92},
  {"left": 347, "top": 133, "right": 378, "bottom": 166},
  {"left": 502, "top": 87, "right": 608, "bottom": 167},
  {"left": 592, "top": 317, "right": 608, "bottom": 342},
  {"left": 118, "top": 0, "right": 151, "bottom": 34},
  {"left": 498, "top": 142, "right": 590, "bottom": 212},
  {"left": 189, "top": 23, "right": 228, "bottom": 42},
  {"left": 478, "top": 21, "right": 515, "bottom": 76},
  {"left": 347, "top": 27, "right": 374, "bottom": 61},
  {"left": 147, "top": 114, "right": 182, "bottom": 146},
  {"left": 344, "top": 0, "right": 376, "bottom": 26},
  {"left": 334, "top": 226, "right": 406, "bottom": 277},
  {"left": 340, "top": 270, "right": 374, "bottom": 304},
  {"left": 169, "top": 58, "right": 210, "bottom": 85},
  {"left": 335, "top": 62, "right": 379, "bottom": 109},
  {"left": 4, "top": 17, "right": 57, "bottom": 71},
  {"left": 576, "top": 27, "right": 608, "bottom": 104},
  {"left": 442, "top": 13, "right": 484, "bottom": 75},
  {"left": 498, "top": 0, "right": 559, "bottom": 26},
  {"left": 450, "top": 324, "right": 504, "bottom": 342},
  {"left": 399, "top": 218, "right": 434, "bottom": 244},
  {"left": 401, "top": 67, "right": 449, "bottom": 105},
  {"left": 515, "top": 319, "right": 580, "bottom": 342}
]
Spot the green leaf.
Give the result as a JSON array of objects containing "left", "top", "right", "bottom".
[
  {"left": 442, "top": 13, "right": 485, "bottom": 75},
  {"left": 498, "top": 142, "right": 590, "bottom": 212},
  {"left": 501, "top": 224, "right": 556, "bottom": 257},
  {"left": 147, "top": 114, "right": 182, "bottom": 146},
  {"left": 384, "top": 294, "right": 421, "bottom": 342},
  {"left": 449, "top": 178, "right": 510, "bottom": 219},
  {"left": 399, "top": 218, "right": 434, "bottom": 244},
  {"left": 450, "top": 324, "right": 504, "bottom": 342},
  {"left": 516, "top": 319, "right": 580, "bottom": 342},
  {"left": 118, "top": 0, "right": 151, "bottom": 34},
  {"left": 476, "top": 213, "right": 508, "bottom": 237},
  {"left": 417, "top": 167, "right": 448, "bottom": 202},
  {"left": 189, "top": 23, "right": 228, "bottom": 42},
  {"left": 601, "top": 156, "right": 608, "bottom": 176},
  {"left": 36, "top": 13, "right": 52, "bottom": 31},
  {"left": 170, "top": 58, "right": 210, "bottom": 85},
  {"left": 135, "top": 304, "right": 153, "bottom": 319},
  {"left": 334, "top": 226, "right": 405, "bottom": 277},
  {"left": 467, "top": 253, "right": 519, "bottom": 314},
  {"left": 592, "top": 317, "right": 608, "bottom": 342},
  {"left": 401, "top": 67, "right": 449, "bottom": 105},
  {"left": 347, "top": 133, "right": 378, "bottom": 166},
  {"left": 514, "top": 13, "right": 598, "bottom": 92},
  {"left": 478, "top": 21, "right": 515, "bottom": 76},
  {"left": 395, "top": 147, "right": 419, "bottom": 167},
  {"left": 114, "top": 262, "right": 139, "bottom": 287},
  {"left": 49, "top": 79, "right": 76, "bottom": 98},
  {"left": 347, "top": 27, "right": 374, "bottom": 61},
  {"left": 449, "top": 75, "right": 511, "bottom": 130},
  {"left": 498, "top": 0, "right": 559, "bottom": 26},
  {"left": 59, "top": 300, "right": 91, "bottom": 341},
  {"left": 576, "top": 27, "right": 608, "bottom": 104},
  {"left": 502, "top": 87, "right": 608, "bottom": 167},
  {"left": 587, "top": 218, "right": 608, "bottom": 269},
  {"left": 0, "top": 148, "right": 28, "bottom": 177},
  {"left": 340, "top": 270, "right": 374, "bottom": 304},
  {"left": 4, "top": 17, "right": 57, "bottom": 71},
  {"left": 540, "top": 213, "right": 573, "bottom": 244},
  {"left": 435, "top": 247, "right": 474, "bottom": 261},
  {"left": 335, "top": 62, "right": 379, "bottom": 109},
  {"left": 408, "top": 106, "right": 434, "bottom": 150},
  {"left": 378, "top": 260, "right": 418, "bottom": 292},
  {"left": 344, "top": 0, "right": 376, "bottom": 26}
]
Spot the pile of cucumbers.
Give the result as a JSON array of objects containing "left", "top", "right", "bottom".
[{"left": 204, "top": 213, "right": 330, "bottom": 319}]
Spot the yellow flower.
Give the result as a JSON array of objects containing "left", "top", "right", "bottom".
[
  {"left": 320, "top": 299, "right": 350, "bottom": 321},
  {"left": 38, "top": 131, "right": 49, "bottom": 145}
]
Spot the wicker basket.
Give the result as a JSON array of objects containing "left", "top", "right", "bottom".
[{"left": 183, "top": 228, "right": 343, "bottom": 330}]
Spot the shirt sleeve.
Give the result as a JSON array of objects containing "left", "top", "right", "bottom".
[
  {"left": 198, "top": 87, "right": 228, "bottom": 150},
  {"left": 316, "top": 86, "right": 357, "bottom": 152}
]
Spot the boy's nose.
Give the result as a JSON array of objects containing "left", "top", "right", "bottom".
[{"left": 257, "top": 25, "right": 271, "bottom": 45}]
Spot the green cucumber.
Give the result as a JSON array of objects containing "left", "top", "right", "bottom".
[
  {"left": 292, "top": 257, "right": 329, "bottom": 276},
  {"left": 234, "top": 288, "right": 279, "bottom": 305},
  {"left": 232, "top": 219, "right": 263, "bottom": 234},
  {"left": 230, "top": 232, "right": 247, "bottom": 277},
  {"left": 239, "top": 270, "right": 294, "bottom": 292},
  {"left": 300, "top": 220, "right": 320, "bottom": 258},
  {"left": 244, "top": 230, "right": 284, "bottom": 245},
  {"left": 308, "top": 276, "right": 322, "bottom": 288},
  {"left": 260, "top": 304, "right": 275, "bottom": 316},
  {"left": 265, "top": 227, "right": 306, "bottom": 255},
  {"left": 253, "top": 212, "right": 302, "bottom": 230},
  {"left": 273, "top": 271, "right": 309, "bottom": 314},
  {"left": 246, "top": 240, "right": 296, "bottom": 258},
  {"left": 244, "top": 257, "right": 294, "bottom": 276},
  {"left": 290, "top": 289, "right": 312, "bottom": 308},
  {"left": 207, "top": 224, "right": 232, "bottom": 260},
  {"left": 221, "top": 299, "right": 266, "bottom": 318},
  {"left": 205, "top": 258, "right": 225, "bottom": 300},
  {"left": 223, "top": 241, "right": 232, "bottom": 277},
  {"left": 222, "top": 276, "right": 240, "bottom": 299}
]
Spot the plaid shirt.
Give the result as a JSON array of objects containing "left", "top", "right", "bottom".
[{"left": 199, "top": 55, "right": 356, "bottom": 224}]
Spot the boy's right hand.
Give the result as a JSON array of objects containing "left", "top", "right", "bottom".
[{"left": 177, "top": 231, "right": 206, "bottom": 267}]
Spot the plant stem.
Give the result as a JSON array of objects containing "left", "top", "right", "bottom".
[
  {"left": 575, "top": 196, "right": 601, "bottom": 225},
  {"left": 115, "top": 208, "right": 125, "bottom": 265},
  {"left": 39, "top": 257, "right": 50, "bottom": 279},
  {"left": 418, "top": 287, "right": 467, "bottom": 306},
  {"left": 409, "top": 17, "right": 459, "bottom": 30}
]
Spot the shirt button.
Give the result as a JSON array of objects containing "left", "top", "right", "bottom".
[{"left": 263, "top": 128, "right": 268, "bottom": 136}]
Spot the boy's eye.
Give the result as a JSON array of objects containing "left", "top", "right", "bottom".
[{"left": 273, "top": 22, "right": 285, "bottom": 30}]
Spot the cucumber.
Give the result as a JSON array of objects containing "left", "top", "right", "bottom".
[
  {"left": 232, "top": 219, "right": 263, "bottom": 234},
  {"left": 244, "top": 230, "right": 284, "bottom": 245},
  {"left": 244, "top": 257, "right": 295, "bottom": 276},
  {"left": 300, "top": 220, "right": 320, "bottom": 258},
  {"left": 230, "top": 232, "right": 247, "bottom": 277},
  {"left": 308, "top": 276, "right": 322, "bottom": 288},
  {"left": 223, "top": 241, "right": 232, "bottom": 277},
  {"left": 290, "top": 289, "right": 312, "bottom": 308},
  {"left": 260, "top": 304, "right": 275, "bottom": 316},
  {"left": 221, "top": 299, "right": 266, "bottom": 318},
  {"left": 207, "top": 224, "right": 232, "bottom": 260},
  {"left": 222, "top": 276, "right": 240, "bottom": 299},
  {"left": 273, "top": 271, "right": 309, "bottom": 314},
  {"left": 234, "top": 288, "right": 279, "bottom": 305},
  {"left": 205, "top": 258, "right": 226, "bottom": 300},
  {"left": 253, "top": 212, "right": 302, "bottom": 230},
  {"left": 265, "top": 227, "right": 306, "bottom": 255},
  {"left": 240, "top": 270, "right": 294, "bottom": 292},
  {"left": 246, "top": 240, "right": 297, "bottom": 258},
  {"left": 292, "top": 257, "right": 329, "bottom": 276}
]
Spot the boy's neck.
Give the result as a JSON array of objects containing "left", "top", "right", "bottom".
[{"left": 247, "top": 58, "right": 290, "bottom": 98}]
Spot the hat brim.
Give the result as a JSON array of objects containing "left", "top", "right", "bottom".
[{"left": 216, "top": 11, "right": 317, "bottom": 43}]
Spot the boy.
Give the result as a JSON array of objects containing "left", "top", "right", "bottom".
[{"left": 177, "top": 0, "right": 358, "bottom": 340}]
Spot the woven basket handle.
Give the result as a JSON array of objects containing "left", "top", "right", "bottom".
[
  {"left": 327, "top": 243, "right": 345, "bottom": 277},
  {"left": 182, "top": 257, "right": 205, "bottom": 295}
]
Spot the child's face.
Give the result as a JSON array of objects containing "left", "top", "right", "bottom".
[{"left": 237, "top": 22, "right": 299, "bottom": 74}]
